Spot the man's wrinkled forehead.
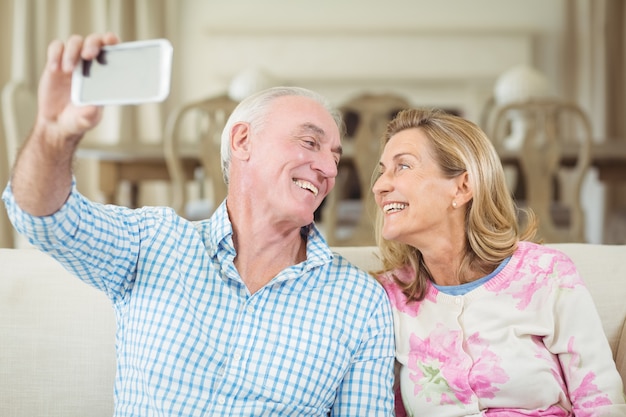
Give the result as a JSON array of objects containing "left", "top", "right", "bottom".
[{"left": 295, "top": 122, "right": 325, "bottom": 137}]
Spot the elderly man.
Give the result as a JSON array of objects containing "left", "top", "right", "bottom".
[{"left": 2, "top": 32, "right": 394, "bottom": 416}]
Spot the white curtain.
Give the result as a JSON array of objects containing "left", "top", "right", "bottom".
[
  {"left": 0, "top": 0, "right": 178, "bottom": 247},
  {"left": 565, "top": 0, "right": 626, "bottom": 139},
  {"left": 564, "top": 0, "right": 626, "bottom": 243}
]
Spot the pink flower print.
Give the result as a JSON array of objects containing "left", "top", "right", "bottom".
[
  {"left": 531, "top": 335, "right": 567, "bottom": 393},
  {"left": 484, "top": 247, "right": 548, "bottom": 309},
  {"left": 552, "top": 258, "right": 584, "bottom": 290},
  {"left": 565, "top": 337, "right": 612, "bottom": 413},
  {"left": 486, "top": 246, "right": 584, "bottom": 311},
  {"left": 406, "top": 324, "right": 474, "bottom": 406},
  {"left": 486, "top": 269, "right": 545, "bottom": 310},
  {"left": 466, "top": 333, "right": 509, "bottom": 399},
  {"left": 571, "top": 373, "right": 612, "bottom": 413},
  {"left": 532, "top": 251, "right": 583, "bottom": 292},
  {"left": 379, "top": 267, "right": 437, "bottom": 317},
  {"left": 380, "top": 276, "right": 419, "bottom": 316}
]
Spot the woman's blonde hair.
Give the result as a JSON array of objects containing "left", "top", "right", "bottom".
[{"left": 375, "top": 108, "right": 537, "bottom": 302}]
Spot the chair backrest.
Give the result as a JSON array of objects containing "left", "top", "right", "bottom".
[
  {"left": 322, "top": 93, "right": 410, "bottom": 246},
  {"left": 491, "top": 99, "right": 592, "bottom": 243},
  {"left": 163, "top": 94, "right": 238, "bottom": 219},
  {"left": 1, "top": 80, "right": 37, "bottom": 248}
]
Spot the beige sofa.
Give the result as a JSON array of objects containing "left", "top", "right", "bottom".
[{"left": 1, "top": 243, "right": 625, "bottom": 416}]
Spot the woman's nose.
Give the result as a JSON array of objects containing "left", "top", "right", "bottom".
[{"left": 372, "top": 171, "right": 390, "bottom": 195}]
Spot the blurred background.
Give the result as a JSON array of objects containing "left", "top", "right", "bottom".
[{"left": 1, "top": 0, "right": 625, "bottom": 247}]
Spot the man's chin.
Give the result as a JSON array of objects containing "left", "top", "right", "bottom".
[{"left": 295, "top": 211, "right": 315, "bottom": 228}]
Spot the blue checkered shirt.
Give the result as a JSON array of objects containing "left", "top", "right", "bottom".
[{"left": 3, "top": 183, "right": 395, "bottom": 416}]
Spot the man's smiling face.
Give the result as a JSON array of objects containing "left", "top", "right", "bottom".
[{"left": 246, "top": 95, "right": 342, "bottom": 227}]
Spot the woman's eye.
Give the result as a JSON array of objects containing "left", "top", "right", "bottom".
[{"left": 398, "top": 163, "right": 409, "bottom": 171}]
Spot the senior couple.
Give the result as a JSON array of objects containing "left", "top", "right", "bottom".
[{"left": 4, "top": 33, "right": 625, "bottom": 416}]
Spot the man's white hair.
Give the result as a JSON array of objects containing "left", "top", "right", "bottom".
[{"left": 220, "top": 86, "right": 343, "bottom": 184}]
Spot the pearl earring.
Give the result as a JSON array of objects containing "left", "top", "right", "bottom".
[{"left": 452, "top": 201, "right": 458, "bottom": 209}]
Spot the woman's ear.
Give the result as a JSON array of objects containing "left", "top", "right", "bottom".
[
  {"left": 455, "top": 171, "right": 473, "bottom": 205},
  {"left": 230, "top": 122, "right": 251, "bottom": 161}
]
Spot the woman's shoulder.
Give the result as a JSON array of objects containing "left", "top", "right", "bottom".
[
  {"left": 515, "top": 240, "right": 575, "bottom": 263},
  {"left": 376, "top": 264, "right": 415, "bottom": 286},
  {"left": 512, "top": 240, "right": 581, "bottom": 282},
  {"left": 376, "top": 264, "right": 417, "bottom": 300}
]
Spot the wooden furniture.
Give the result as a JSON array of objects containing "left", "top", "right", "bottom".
[
  {"left": 491, "top": 99, "right": 592, "bottom": 243},
  {"left": 498, "top": 140, "right": 626, "bottom": 183},
  {"left": 77, "top": 105, "right": 626, "bottom": 245},
  {"left": 499, "top": 139, "right": 626, "bottom": 245},
  {"left": 77, "top": 143, "right": 199, "bottom": 207},
  {"left": 78, "top": 139, "right": 626, "bottom": 233},
  {"left": 322, "top": 93, "right": 410, "bottom": 246},
  {"left": 163, "top": 94, "right": 238, "bottom": 219}
]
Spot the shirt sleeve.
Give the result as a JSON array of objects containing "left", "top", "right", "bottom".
[
  {"left": 330, "top": 286, "right": 396, "bottom": 416},
  {"left": 2, "top": 180, "right": 170, "bottom": 302},
  {"left": 546, "top": 253, "right": 626, "bottom": 415}
]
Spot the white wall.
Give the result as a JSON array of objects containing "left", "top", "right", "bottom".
[{"left": 175, "top": 0, "right": 566, "bottom": 121}]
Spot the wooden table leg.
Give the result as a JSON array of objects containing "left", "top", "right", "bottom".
[{"left": 98, "top": 161, "right": 119, "bottom": 204}]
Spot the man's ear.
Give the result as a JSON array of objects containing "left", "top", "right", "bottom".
[
  {"left": 230, "top": 122, "right": 251, "bottom": 161},
  {"left": 455, "top": 171, "right": 473, "bottom": 204}
]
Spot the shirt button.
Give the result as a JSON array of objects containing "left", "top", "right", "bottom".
[
  {"left": 217, "top": 395, "right": 226, "bottom": 405},
  {"left": 247, "top": 305, "right": 254, "bottom": 314},
  {"left": 233, "top": 350, "right": 242, "bottom": 361}
]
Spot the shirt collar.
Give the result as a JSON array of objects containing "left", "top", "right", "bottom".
[{"left": 194, "top": 200, "right": 335, "bottom": 270}]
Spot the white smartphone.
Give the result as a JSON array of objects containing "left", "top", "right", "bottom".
[{"left": 71, "top": 38, "right": 173, "bottom": 106}]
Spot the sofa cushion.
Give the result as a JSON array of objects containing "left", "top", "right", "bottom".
[
  {"left": 548, "top": 243, "right": 626, "bottom": 357},
  {"left": 0, "top": 249, "right": 116, "bottom": 417},
  {"left": 1, "top": 243, "right": 624, "bottom": 417}
]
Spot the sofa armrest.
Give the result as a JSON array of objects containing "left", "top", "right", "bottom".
[{"left": 615, "top": 320, "right": 626, "bottom": 386}]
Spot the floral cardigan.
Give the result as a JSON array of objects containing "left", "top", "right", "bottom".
[{"left": 379, "top": 241, "right": 626, "bottom": 417}]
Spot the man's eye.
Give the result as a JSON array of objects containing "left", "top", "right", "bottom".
[{"left": 302, "top": 137, "right": 317, "bottom": 147}]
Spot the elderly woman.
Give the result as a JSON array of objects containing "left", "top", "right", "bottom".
[{"left": 372, "top": 108, "right": 626, "bottom": 416}]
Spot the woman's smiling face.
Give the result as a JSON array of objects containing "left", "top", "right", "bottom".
[{"left": 372, "top": 127, "right": 460, "bottom": 247}]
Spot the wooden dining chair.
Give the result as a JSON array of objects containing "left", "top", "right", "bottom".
[
  {"left": 321, "top": 92, "right": 410, "bottom": 246},
  {"left": 1, "top": 80, "right": 37, "bottom": 248},
  {"left": 491, "top": 98, "right": 592, "bottom": 243},
  {"left": 163, "top": 94, "right": 238, "bottom": 220}
]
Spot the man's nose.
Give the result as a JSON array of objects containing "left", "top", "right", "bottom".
[{"left": 314, "top": 150, "right": 339, "bottom": 178}]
